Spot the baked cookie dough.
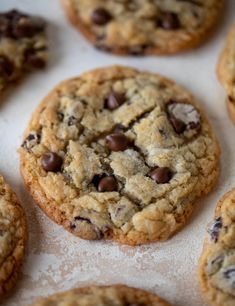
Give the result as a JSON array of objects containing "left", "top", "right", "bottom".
[
  {"left": 217, "top": 24, "right": 235, "bottom": 124},
  {"left": 30, "top": 284, "right": 171, "bottom": 306},
  {"left": 61, "top": 0, "right": 224, "bottom": 55},
  {"left": 0, "top": 175, "right": 27, "bottom": 297},
  {"left": 198, "top": 189, "right": 235, "bottom": 306},
  {"left": 0, "top": 9, "right": 48, "bottom": 94},
  {"left": 19, "top": 66, "right": 220, "bottom": 246}
]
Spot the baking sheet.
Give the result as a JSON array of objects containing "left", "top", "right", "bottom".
[{"left": 1, "top": 1, "right": 235, "bottom": 305}]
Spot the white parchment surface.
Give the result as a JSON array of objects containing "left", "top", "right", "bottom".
[{"left": 1, "top": 1, "right": 235, "bottom": 305}]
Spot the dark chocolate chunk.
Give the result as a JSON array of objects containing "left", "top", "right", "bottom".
[
  {"left": 13, "top": 17, "right": 44, "bottom": 38},
  {"left": 105, "top": 92, "right": 126, "bottom": 110},
  {"left": 41, "top": 152, "right": 63, "bottom": 172},
  {"left": 91, "top": 8, "right": 112, "bottom": 25},
  {"left": 160, "top": 12, "right": 180, "bottom": 30},
  {"left": 98, "top": 176, "right": 118, "bottom": 192},
  {"left": 106, "top": 133, "right": 130, "bottom": 151},
  {"left": 148, "top": 167, "right": 172, "bottom": 184}
]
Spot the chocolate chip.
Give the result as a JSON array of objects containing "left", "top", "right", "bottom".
[
  {"left": 167, "top": 102, "right": 201, "bottom": 134},
  {"left": 169, "top": 117, "right": 186, "bottom": 133},
  {"left": 41, "top": 152, "right": 63, "bottom": 172},
  {"left": 0, "top": 10, "right": 44, "bottom": 39},
  {"left": 0, "top": 229, "right": 5, "bottom": 236},
  {"left": 207, "top": 217, "right": 222, "bottom": 243},
  {"left": 98, "top": 176, "right": 118, "bottom": 192},
  {"left": 148, "top": 167, "right": 172, "bottom": 184},
  {"left": 13, "top": 17, "right": 44, "bottom": 38},
  {"left": 24, "top": 49, "right": 46, "bottom": 69},
  {"left": 160, "top": 12, "right": 180, "bottom": 30},
  {"left": 105, "top": 92, "right": 126, "bottom": 110},
  {"left": 106, "top": 133, "right": 130, "bottom": 151},
  {"left": 0, "top": 56, "right": 14, "bottom": 78},
  {"left": 91, "top": 8, "right": 112, "bottom": 25}
]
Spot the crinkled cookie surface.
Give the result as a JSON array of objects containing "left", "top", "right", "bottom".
[
  {"left": 62, "top": 0, "right": 224, "bottom": 55},
  {"left": 19, "top": 66, "right": 220, "bottom": 245},
  {"left": 198, "top": 189, "right": 235, "bottom": 306},
  {"left": 29, "top": 285, "right": 171, "bottom": 306},
  {"left": 0, "top": 9, "right": 48, "bottom": 93},
  {"left": 0, "top": 175, "right": 26, "bottom": 297}
]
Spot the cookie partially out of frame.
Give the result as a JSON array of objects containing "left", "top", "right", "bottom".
[
  {"left": 30, "top": 284, "right": 171, "bottom": 306},
  {"left": 198, "top": 189, "right": 235, "bottom": 306},
  {"left": 61, "top": 0, "right": 224, "bottom": 55},
  {"left": 217, "top": 24, "right": 235, "bottom": 124},
  {"left": 19, "top": 66, "right": 220, "bottom": 246},
  {"left": 0, "top": 175, "right": 27, "bottom": 297},
  {"left": 0, "top": 9, "right": 48, "bottom": 94}
]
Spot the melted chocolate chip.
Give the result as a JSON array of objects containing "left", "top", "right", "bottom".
[
  {"left": 91, "top": 8, "right": 112, "bottom": 25},
  {"left": 160, "top": 12, "right": 180, "bottom": 30},
  {"left": 207, "top": 217, "right": 222, "bottom": 243},
  {"left": 148, "top": 167, "right": 172, "bottom": 184},
  {"left": 0, "top": 55, "right": 14, "bottom": 78},
  {"left": 167, "top": 102, "right": 201, "bottom": 134},
  {"left": 41, "top": 152, "right": 63, "bottom": 172},
  {"left": 105, "top": 92, "right": 126, "bottom": 110},
  {"left": 98, "top": 176, "right": 118, "bottom": 192},
  {"left": 106, "top": 133, "right": 130, "bottom": 151}
]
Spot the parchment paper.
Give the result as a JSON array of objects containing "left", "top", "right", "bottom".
[{"left": 1, "top": 1, "right": 235, "bottom": 305}]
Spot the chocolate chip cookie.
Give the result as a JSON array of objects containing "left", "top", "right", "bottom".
[
  {"left": 198, "top": 189, "right": 235, "bottom": 306},
  {"left": 0, "top": 9, "right": 48, "bottom": 94},
  {"left": 61, "top": 0, "right": 224, "bottom": 55},
  {"left": 0, "top": 175, "right": 27, "bottom": 297},
  {"left": 29, "top": 284, "right": 171, "bottom": 306},
  {"left": 19, "top": 66, "right": 220, "bottom": 246},
  {"left": 217, "top": 24, "right": 235, "bottom": 124}
]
